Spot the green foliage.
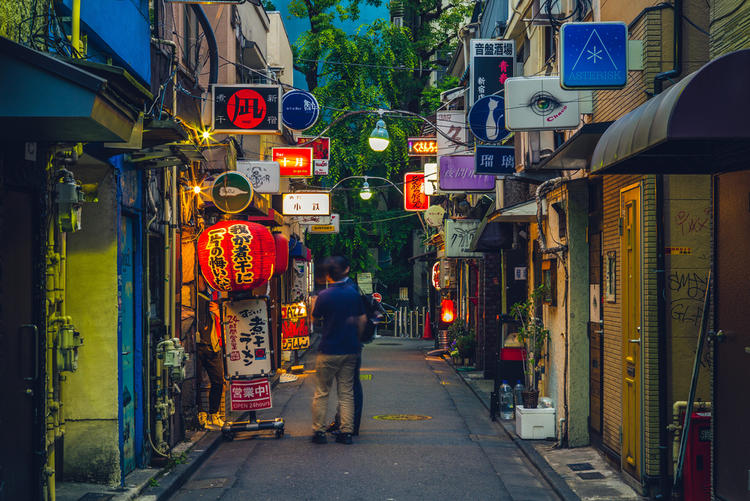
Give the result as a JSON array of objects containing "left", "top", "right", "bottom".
[
  {"left": 510, "top": 286, "right": 551, "bottom": 391},
  {"left": 0, "top": 0, "right": 48, "bottom": 49},
  {"left": 263, "top": 0, "right": 277, "bottom": 10},
  {"left": 420, "top": 75, "right": 460, "bottom": 115},
  {"left": 446, "top": 319, "right": 475, "bottom": 360}
]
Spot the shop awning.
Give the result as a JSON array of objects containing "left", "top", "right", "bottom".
[
  {"left": 591, "top": 49, "right": 750, "bottom": 174},
  {"left": 0, "top": 37, "right": 138, "bottom": 142},
  {"left": 487, "top": 199, "right": 546, "bottom": 223},
  {"left": 469, "top": 205, "right": 513, "bottom": 251},
  {"left": 535, "top": 122, "right": 613, "bottom": 170}
]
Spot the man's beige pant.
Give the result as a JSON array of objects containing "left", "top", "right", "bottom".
[{"left": 312, "top": 353, "right": 358, "bottom": 434}]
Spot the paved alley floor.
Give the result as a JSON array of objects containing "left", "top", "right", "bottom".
[{"left": 164, "top": 339, "right": 562, "bottom": 501}]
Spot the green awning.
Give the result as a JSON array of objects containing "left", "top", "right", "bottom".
[{"left": 0, "top": 36, "right": 138, "bottom": 142}]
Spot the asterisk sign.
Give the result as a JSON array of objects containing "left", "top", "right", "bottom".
[{"left": 587, "top": 45, "right": 603, "bottom": 64}]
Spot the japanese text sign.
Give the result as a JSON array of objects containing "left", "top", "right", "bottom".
[
  {"left": 407, "top": 138, "right": 438, "bottom": 156},
  {"left": 272, "top": 147, "right": 313, "bottom": 177},
  {"left": 437, "top": 111, "right": 468, "bottom": 157},
  {"left": 282, "top": 192, "right": 331, "bottom": 216},
  {"left": 404, "top": 172, "right": 429, "bottom": 211},
  {"left": 212, "top": 85, "right": 281, "bottom": 134},
  {"left": 439, "top": 156, "right": 495, "bottom": 192},
  {"left": 230, "top": 378, "right": 272, "bottom": 411},
  {"left": 236, "top": 160, "right": 281, "bottom": 194},
  {"left": 470, "top": 39, "right": 515, "bottom": 106},
  {"left": 223, "top": 299, "right": 272, "bottom": 377},
  {"left": 297, "top": 136, "right": 331, "bottom": 175},
  {"left": 445, "top": 219, "right": 483, "bottom": 257},
  {"left": 475, "top": 146, "right": 516, "bottom": 176},
  {"left": 281, "top": 302, "right": 310, "bottom": 350},
  {"left": 560, "top": 22, "right": 628, "bottom": 89},
  {"left": 308, "top": 213, "right": 340, "bottom": 234}
]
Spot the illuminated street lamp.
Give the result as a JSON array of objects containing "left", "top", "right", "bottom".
[
  {"left": 368, "top": 120, "right": 390, "bottom": 151},
  {"left": 359, "top": 180, "right": 373, "bottom": 200}
]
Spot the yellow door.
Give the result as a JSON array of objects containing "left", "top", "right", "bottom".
[{"left": 621, "top": 184, "right": 641, "bottom": 478}]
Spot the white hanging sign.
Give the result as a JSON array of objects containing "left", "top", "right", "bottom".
[
  {"left": 282, "top": 192, "right": 331, "bottom": 216},
  {"left": 236, "top": 160, "right": 281, "bottom": 194},
  {"left": 445, "top": 219, "right": 483, "bottom": 257}
]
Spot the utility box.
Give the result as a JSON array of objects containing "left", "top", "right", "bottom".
[
  {"left": 515, "top": 406, "right": 555, "bottom": 439},
  {"left": 683, "top": 411, "right": 711, "bottom": 501}
]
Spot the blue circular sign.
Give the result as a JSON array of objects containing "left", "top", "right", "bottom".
[
  {"left": 281, "top": 90, "right": 320, "bottom": 131},
  {"left": 468, "top": 95, "right": 508, "bottom": 142}
]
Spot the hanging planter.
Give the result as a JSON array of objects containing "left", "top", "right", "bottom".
[{"left": 197, "top": 220, "right": 275, "bottom": 292}]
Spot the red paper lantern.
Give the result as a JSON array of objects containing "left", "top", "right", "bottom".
[
  {"left": 273, "top": 232, "right": 289, "bottom": 276},
  {"left": 441, "top": 299, "right": 455, "bottom": 324},
  {"left": 197, "top": 220, "right": 275, "bottom": 292}
]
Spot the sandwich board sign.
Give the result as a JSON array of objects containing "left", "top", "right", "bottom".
[
  {"left": 560, "top": 22, "right": 628, "bottom": 89},
  {"left": 223, "top": 299, "right": 272, "bottom": 377}
]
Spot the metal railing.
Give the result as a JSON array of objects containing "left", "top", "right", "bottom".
[{"left": 390, "top": 306, "right": 427, "bottom": 338}]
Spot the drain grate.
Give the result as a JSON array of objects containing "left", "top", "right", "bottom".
[
  {"left": 577, "top": 472, "right": 606, "bottom": 480},
  {"left": 372, "top": 414, "right": 432, "bottom": 421},
  {"left": 567, "top": 462, "right": 595, "bottom": 471}
]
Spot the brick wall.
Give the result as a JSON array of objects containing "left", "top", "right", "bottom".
[{"left": 480, "top": 253, "right": 502, "bottom": 378}]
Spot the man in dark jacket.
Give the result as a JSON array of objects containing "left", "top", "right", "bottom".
[{"left": 310, "top": 256, "right": 365, "bottom": 444}]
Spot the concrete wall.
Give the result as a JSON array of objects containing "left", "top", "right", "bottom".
[
  {"left": 63, "top": 166, "right": 121, "bottom": 484},
  {"left": 266, "top": 12, "right": 294, "bottom": 87}
]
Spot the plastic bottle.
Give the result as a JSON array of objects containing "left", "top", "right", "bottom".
[
  {"left": 514, "top": 380, "right": 525, "bottom": 411},
  {"left": 500, "top": 380, "right": 514, "bottom": 419}
]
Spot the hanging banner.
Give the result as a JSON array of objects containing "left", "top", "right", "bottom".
[
  {"left": 404, "top": 172, "right": 429, "bottom": 211},
  {"left": 282, "top": 192, "right": 331, "bottom": 216},
  {"left": 223, "top": 298, "right": 272, "bottom": 377},
  {"left": 212, "top": 84, "right": 281, "bottom": 134},
  {"left": 281, "top": 302, "right": 310, "bottom": 350},
  {"left": 475, "top": 145, "right": 516, "bottom": 175},
  {"left": 236, "top": 160, "right": 280, "bottom": 194},
  {"left": 230, "top": 378, "right": 272, "bottom": 411},
  {"left": 439, "top": 156, "right": 495, "bottom": 192},
  {"left": 272, "top": 147, "right": 313, "bottom": 177},
  {"left": 445, "top": 219, "right": 483, "bottom": 258},
  {"left": 470, "top": 39, "right": 515, "bottom": 106}
]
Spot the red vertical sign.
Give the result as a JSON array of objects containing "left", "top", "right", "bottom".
[{"left": 404, "top": 172, "right": 429, "bottom": 211}]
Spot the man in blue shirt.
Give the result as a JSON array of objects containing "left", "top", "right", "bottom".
[{"left": 311, "top": 256, "right": 365, "bottom": 444}]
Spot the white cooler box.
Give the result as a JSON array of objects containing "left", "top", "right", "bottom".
[{"left": 515, "top": 406, "right": 555, "bottom": 439}]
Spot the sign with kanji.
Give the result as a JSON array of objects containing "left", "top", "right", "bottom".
[
  {"left": 404, "top": 172, "right": 428, "bottom": 211},
  {"left": 297, "top": 136, "right": 331, "bottom": 175},
  {"left": 281, "top": 302, "right": 309, "bottom": 350},
  {"left": 437, "top": 111, "right": 467, "bottom": 157},
  {"left": 308, "top": 213, "right": 340, "bottom": 234},
  {"left": 470, "top": 39, "right": 515, "bottom": 106},
  {"left": 282, "top": 192, "right": 331, "bottom": 216},
  {"left": 223, "top": 299, "right": 272, "bottom": 377},
  {"left": 272, "top": 147, "right": 313, "bottom": 177},
  {"left": 445, "top": 219, "right": 483, "bottom": 257},
  {"left": 281, "top": 90, "right": 320, "bottom": 130},
  {"left": 439, "top": 156, "right": 495, "bottom": 192},
  {"left": 236, "top": 160, "right": 280, "bottom": 194},
  {"left": 212, "top": 84, "right": 281, "bottom": 134},
  {"left": 407, "top": 138, "right": 438, "bottom": 156},
  {"left": 474, "top": 145, "right": 516, "bottom": 175},
  {"left": 229, "top": 378, "right": 272, "bottom": 412}
]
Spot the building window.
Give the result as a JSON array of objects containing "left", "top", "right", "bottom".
[{"left": 605, "top": 251, "right": 616, "bottom": 302}]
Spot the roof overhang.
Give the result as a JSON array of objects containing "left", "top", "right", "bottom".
[
  {"left": 488, "top": 199, "right": 546, "bottom": 223},
  {"left": 534, "top": 122, "right": 613, "bottom": 170},
  {"left": 591, "top": 49, "right": 750, "bottom": 174},
  {"left": 0, "top": 36, "right": 138, "bottom": 142},
  {"left": 469, "top": 205, "right": 514, "bottom": 252}
]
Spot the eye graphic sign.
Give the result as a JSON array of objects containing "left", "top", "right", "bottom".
[
  {"left": 505, "top": 76, "right": 580, "bottom": 130},
  {"left": 212, "top": 85, "right": 282, "bottom": 134},
  {"left": 470, "top": 39, "right": 515, "bottom": 106},
  {"left": 560, "top": 22, "right": 628, "bottom": 89},
  {"left": 468, "top": 95, "right": 509, "bottom": 142},
  {"left": 272, "top": 147, "right": 314, "bottom": 177},
  {"left": 404, "top": 172, "right": 429, "bottom": 211}
]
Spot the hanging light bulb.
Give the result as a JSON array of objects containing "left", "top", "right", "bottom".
[
  {"left": 368, "top": 119, "right": 390, "bottom": 152},
  {"left": 359, "top": 180, "right": 373, "bottom": 200}
]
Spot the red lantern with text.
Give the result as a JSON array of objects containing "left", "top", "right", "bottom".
[
  {"left": 273, "top": 232, "right": 289, "bottom": 276},
  {"left": 198, "top": 221, "right": 275, "bottom": 292},
  {"left": 431, "top": 262, "right": 441, "bottom": 290},
  {"left": 441, "top": 299, "right": 455, "bottom": 323}
]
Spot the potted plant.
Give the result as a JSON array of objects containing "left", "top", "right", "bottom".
[
  {"left": 510, "top": 285, "right": 550, "bottom": 409},
  {"left": 447, "top": 319, "right": 475, "bottom": 365}
]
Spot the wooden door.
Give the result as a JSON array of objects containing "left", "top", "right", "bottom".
[
  {"left": 715, "top": 171, "right": 750, "bottom": 500},
  {"left": 620, "top": 184, "right": 641, "bottom": 478}
]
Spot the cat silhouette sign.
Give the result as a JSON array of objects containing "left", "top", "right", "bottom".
[{"left": 468, "top": 95, "right": 509, "bottom": 143}]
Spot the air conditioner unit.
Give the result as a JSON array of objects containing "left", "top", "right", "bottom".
[
  {"left": 520, "top": 131, "right": 556, "bottom": 169},
  {"left": 392, "top": 16, "right": 404, "bottom": 28},
  {"left": 530, "top": 0, "right": 563, "bottom": 26}
]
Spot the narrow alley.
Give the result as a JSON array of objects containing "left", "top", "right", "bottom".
[{"left": 164, "top": 340, "right": 559, "bottom": 501}]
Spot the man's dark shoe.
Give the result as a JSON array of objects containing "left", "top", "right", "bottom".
[
  {"left": 311, "top": 431, "right": 327, "bottom": 444},
  {"left": 335, "top": 432, "right": 353, "bottom": 444}
]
